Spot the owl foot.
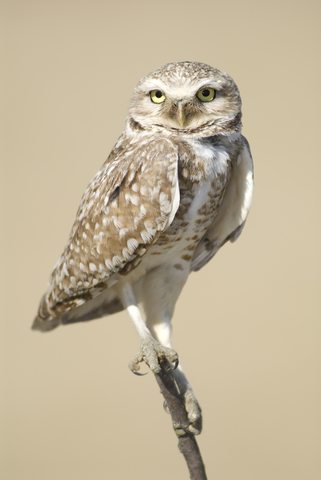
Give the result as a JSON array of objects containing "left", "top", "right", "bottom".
[
  {"left": 183, "top": 388, "right": 202, "bottom": 435},
  {"left": 164, "top": 392, "right": 202, "bottom": 436},
  {"left": 129, "top": 336, "right": 179, "bottom": 375},
  {"left": 170, "top": 390, "right": 202, "bottom": 436}
]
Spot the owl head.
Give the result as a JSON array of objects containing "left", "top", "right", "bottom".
[{"left": 128, "top": 61, "right": 242, "bottom": 133}]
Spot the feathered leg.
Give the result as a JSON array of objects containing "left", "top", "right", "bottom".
[
  {"left": 120, "top": 283, "right": 178, "bottom": 374},
  {"left": 142, "top": 268, "right": 202, "bottom": 435}
]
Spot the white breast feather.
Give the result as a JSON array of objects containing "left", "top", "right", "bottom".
[{"left": 191, "top": 141, "right": 254, "bottom": 271}]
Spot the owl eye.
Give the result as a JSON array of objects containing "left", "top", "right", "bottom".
[
  {"left": 150, "top": 90, "right": 166, "bottom": 104},
  {"left": 197, "top": 88, "right": 216, "bottom": 102}
]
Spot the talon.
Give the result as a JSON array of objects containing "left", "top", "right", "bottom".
[
  {"left": 132, "top": 370, "right": 148, "bottom": 376},
  {"left": 172, "top": 358, "right": 179, "bottom": 370},
  {"left": 163, "top": 401, "right": 170, "bottom": 414}
]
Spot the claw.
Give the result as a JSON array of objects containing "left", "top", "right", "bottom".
[
  {"left": 163, "top": 400, "right": 170, "bottom": 414},
  {"left": 132, "top": 370, "right": 148, "bottom": 376},
  {"left": 172, "top": 358, "right": 179, "bottom": 370}
]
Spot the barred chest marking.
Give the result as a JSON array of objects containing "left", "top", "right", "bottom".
[
  {"left": 42, "top": 133, "right": 236, "bottom": 317},
  {"left": 147, "top": 137, "right": 233, "bottom": 267}
]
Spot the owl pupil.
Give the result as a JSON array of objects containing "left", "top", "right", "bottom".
[
  {"left": 155, "top": 91, "right": 162, "bottom": 98},
  {"left": 202, "top": 89, "right": 210, "bottom": 97}
]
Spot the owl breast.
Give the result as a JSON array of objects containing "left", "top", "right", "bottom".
[{"left": 144, "top": 137, "right": 234, "bottom": 269}]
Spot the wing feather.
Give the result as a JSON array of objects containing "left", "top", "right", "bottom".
[{"left": 33, "top": 136, "right": 179, "bottom": 329}]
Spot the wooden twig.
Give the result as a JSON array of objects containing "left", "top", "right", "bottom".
[{"left": 154, "top": 356, "right": 207, "bottom": 480}]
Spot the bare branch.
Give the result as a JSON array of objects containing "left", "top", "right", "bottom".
[{"left": 154, "top": 357, "right": 208, "bottom": 480}]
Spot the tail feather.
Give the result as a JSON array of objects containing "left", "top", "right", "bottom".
[
  {"left": 32, "top": 294, "right": 61, "bottom": 332},
  {"left": 31, "top": 290, "right": 124, "bottom": 331},
  {"left": 32, "top": 315, "right": 61, "bottom": 332}
]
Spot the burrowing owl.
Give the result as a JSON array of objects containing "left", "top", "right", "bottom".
[{"left": 33, "top": 61, "right": 253, "bottom": 433}]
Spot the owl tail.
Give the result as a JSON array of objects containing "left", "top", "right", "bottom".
[
  {"left": 31, "top": 315, "right": 60, "bottom": 332},
  {"left": 31, "top": 295, "right": 61, "bottom": 332}
]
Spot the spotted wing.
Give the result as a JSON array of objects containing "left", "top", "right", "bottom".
[
  {"left": 191, "top": 136, "right": 254, "bottom": 271},
  {"left": 33, "top": 136, "right": 180, "bottom": 330}
]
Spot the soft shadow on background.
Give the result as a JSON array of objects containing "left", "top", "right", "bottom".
[{"left": 1, "top": 1, "right": 320, "bottom": 479}]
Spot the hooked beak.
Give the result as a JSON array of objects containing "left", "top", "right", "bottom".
[{"left": 175, "top": 101, "right": 188, "bottom": 127}]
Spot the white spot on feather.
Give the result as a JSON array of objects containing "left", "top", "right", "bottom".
[
  {"left": 62, "top": 262, "right": 69, "bottom": 276},
  {"left": 105, "top": 259, "right": 113, "bottom": 270},
  {"left": 79, "top": 262, "right": 87, "bottom": 272},
  {"left": 140, "top": 186, "right": 149, "bottom": 196},
  {"left": 141, "top": 231, "right": 153, "bottom": 243},
  {"left": 122, "top": 248, "right": 132, "bottom": 260},
  {"left": 140, "top": 204, "right": 147, "bottom": 216},
  {"left": 119, "top": 228, "right": 129, "bottom": 238},
  {"left": 144, "top": 220, "right": 156, "bottom": 235},
  {"left": 112, "top": 216, "right": 123, "bottom": 229},
  {"left": 127, "top": 238, "right": 139, "bottom": 251},
  {"left": 125, "top": 193, "right": 140, "bottom": 206},
  {"left": 113, "top": 255, "right": 123, "bottom": 267}
]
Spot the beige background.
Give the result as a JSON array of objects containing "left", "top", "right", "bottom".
[{"left": 1, "top": 1, "right": 320, "bottom": 479}]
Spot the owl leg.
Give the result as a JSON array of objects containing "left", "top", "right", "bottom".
[
  {"left": 145, "top": 313, "right": 202, "bottom": 435},
  {"left": 120, "top": 284, "right": 178, "bottom": 374}
]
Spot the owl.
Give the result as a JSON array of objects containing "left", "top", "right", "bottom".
[{"left": 33, "top": 61, "right": 254, "bottom": 433}]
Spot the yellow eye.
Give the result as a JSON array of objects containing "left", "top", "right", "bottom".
[
  {"left": 197, "top": 88, "right": 216, "bottom": 102},
  {"left": 150, "top": 90, "right": 166, "bottom": 104}
]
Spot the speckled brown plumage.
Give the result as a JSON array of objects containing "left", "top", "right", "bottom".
[
  {"left": 33, "top": 61, "right": 253, "bottom": 392},
  {"left": 37, "top": 136, "right": 177, "bottom": 315},
  {"left": 33, "top": 61, "right": 254, "bottom": 432}
]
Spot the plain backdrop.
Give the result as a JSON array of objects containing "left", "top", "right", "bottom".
[{"left": 1, "top": 1, "right": 320, "bottom": 479}]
